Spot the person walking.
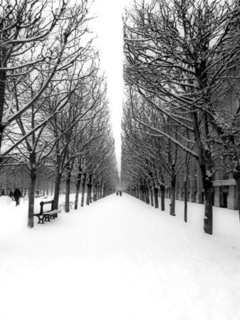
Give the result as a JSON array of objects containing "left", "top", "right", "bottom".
[{"left": 13, "top": 188, "right": 22, "bottom": 206}]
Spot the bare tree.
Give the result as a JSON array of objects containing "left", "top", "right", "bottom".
[
  {"left": 0, "top": 0, "right": 92, "bottom": 156},
  {"left": 4, "top": 46, "right": 98, "bottom": 228},
  {"left": 124, "top": 0, "right": 240, "bottom": 234}
]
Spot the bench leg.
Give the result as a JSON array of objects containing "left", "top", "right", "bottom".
[
  {"left": 37, "top": 216, "right": 45, "bottom": 224},
  {"left": 44, "top": 215, "right": 51, "bottom": 222}
]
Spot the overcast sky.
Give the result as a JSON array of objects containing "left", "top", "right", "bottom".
[{"left": 90, "top": 0, "right": 132, "bottom": 174}]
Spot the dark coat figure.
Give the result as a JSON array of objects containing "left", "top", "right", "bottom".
[
  {"left": 116, "top": 192, "right": 118, "bottom": 196},
  {"left": 13, "top": 188, "right": 22, "bottom": 206},
  {"left": 120, "top": 191, "right": 122, "bottom": 196}
]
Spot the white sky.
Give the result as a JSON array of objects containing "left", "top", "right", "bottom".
[{"left": 90, "top": 0, "right": 132, "bottom": 175}]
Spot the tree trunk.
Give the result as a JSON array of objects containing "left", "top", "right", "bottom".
[
  {"left": 203, "top": 177, "right": 213, "bottom": 235},
  {"left": 192, "top": 109, "right": 213, "bottom": 234},
  {"left": 86, "top": 173, "right": 92, "bottom": 205},
  {"left": 145, "top": 185, "right": 150, "bottom": 204},
  {"left": 100, "top": 183, "right": 103, "bottom": 199},
  {"left": 81, "top": 173, "right": 87, "bottom": 207},
  {"left": 170, "top": 175, "right": 176, "bottom": 216},
  {"left": 53, "top": 173, "right": 61, "bottom": 210},
  {"left": 154, "top": 186, "right": 158, "bottom": 208},
  {"left": 136, "top": 187, "right": 139, "bottom": 198},
  {"left": 75, "top": 182, "right": 80, "bottom": 210},
  {"left": 143, "top": 186, "right": 146, "bottom": 202},
  {"left": 93, "top": 184, "right": 96, "bottom": 201},
  {"left": 184, "top": 130, "right": 190, "bottom": 223},
  {"left": 95, "top": 184, "right": 98, "bottom": 200},
  {"left": 75, "top": 166, "right": 82, "bottom": 210},
  {"left": 140, "top": 185, "right": 143, "bottom": 201},
  {"left": 103, "top": 183, "right": 107, "bottom": 198},
  {"left": 0, "top": 63, "right": 6, "bottom": 152},
  {"left": 28, "top": 167, "right": 37, "bottom": 228},
  {"left": 65, "top": 167, "right": 71, "bottom": 212},
  {"left": 184, "top": 178, "right": 188, "bottom": 223},
  {"left": 160, "top": 184, "right": 165, "bottom": 211},
  {"left": 87, "top": 184, "right": 90, "bottom": 205},
  {"left": 150, "top": 185, "right": 154, "bottom": 206},
  {"left": 87, "top": 183, "right": 92, "bottom": 205},
  {"left": 94, "top": 182, "right": 97, "bottom": 201}
]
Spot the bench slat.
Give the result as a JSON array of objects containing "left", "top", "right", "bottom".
[{"left": 42, "top": 209, "right": 60, "bottom": 215}]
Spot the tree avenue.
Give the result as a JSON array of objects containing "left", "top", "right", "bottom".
[
  {"left": 0, "top": 0, "right": 118, "bottom": 227},
  {"left": 122, "top": 0, "right": 240, "bottom": 234}
]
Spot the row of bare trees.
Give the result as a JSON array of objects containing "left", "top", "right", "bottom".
[
  {"left": 0, "top": 0, "right": 118, "bottom": 227},
  {"left": 122, "top": 0, "right": 240, "bottom": 234}
]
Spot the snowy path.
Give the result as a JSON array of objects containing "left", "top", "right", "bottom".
[{"left": 1, "top": 194, "right": 240, "bottom": 320}]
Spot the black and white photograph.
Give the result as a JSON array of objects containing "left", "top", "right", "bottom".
[{"left": 1, "top": 0, "right": 240, "bottom": 319}]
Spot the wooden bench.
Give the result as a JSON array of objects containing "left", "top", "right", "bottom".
[{"left": 34, "top": 200, "right": 61, "bottom": 224}]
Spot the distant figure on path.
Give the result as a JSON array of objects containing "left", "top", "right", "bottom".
[
  {"left": 116, "top": 191, "right": 119, "bottom": 196},
  {"left": 120, "top": 191, "right": 122, "bottom": 196},
  {"left": 13, "top": 188, "right": 22, "bottom": 206}
]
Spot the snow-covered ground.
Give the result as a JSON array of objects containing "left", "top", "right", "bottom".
[{"left": 1, "top": 193, "right": 240, "bottom": 320}]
